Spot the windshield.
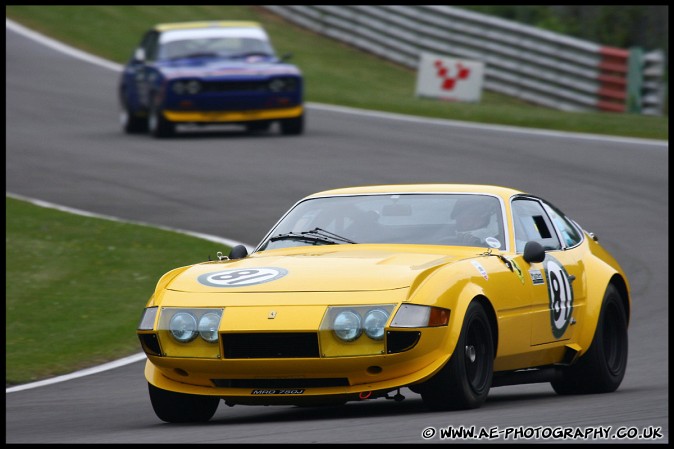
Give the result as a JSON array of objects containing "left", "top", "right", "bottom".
[
  {"left": 258, "top": 193, "right": 506, "bottom": 251},
  {"left": 159, "top": 36, "right": 274, "bottom": 61}
]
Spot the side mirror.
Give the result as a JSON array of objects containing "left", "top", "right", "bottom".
[
  {"left": 279, "top": 52, "right": 293, "bottom": 62},
  {"left": 229, "top": 245, "right": 248, "bottom": 260},
  {"left": 523, "top": 241, "right": 545, "bottom": 264},
  {"left": 133, "top": 48, "right": 146, "bottom": 62}
]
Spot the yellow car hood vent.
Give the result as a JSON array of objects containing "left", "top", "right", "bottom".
[{"left": 166, "top": 247, "right": 462, "bottom": 293}]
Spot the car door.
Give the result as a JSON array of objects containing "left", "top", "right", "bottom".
[
  {"left": 511, "top": 197, "right": 582, "bottom": 346},
  {"left": 539, "top": 200, "right": 586, "bottom": 341}
]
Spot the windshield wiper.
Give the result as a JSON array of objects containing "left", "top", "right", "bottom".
[
  {"left": 269, "top": 232, "right": 337, "bottom": 245},
  {"left": 304, "top": 227, "right": 357, "bottom": 244},
  {"left": 168, "top": 52, "right": 219, "bottom": 60},
  {"left": 227, "top": 51, "right": 274, "bottom": 59},
  {"left": 269, "top": 228, "right": 357, "bottom": 246}
]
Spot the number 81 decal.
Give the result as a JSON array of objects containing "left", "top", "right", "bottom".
[
  {"left": 198, "top": 267, "right": 288, "bottom": 287},
  {"left": 544, "top": 256, "right": 574, "bottom": 338}
]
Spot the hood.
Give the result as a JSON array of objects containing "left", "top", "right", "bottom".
[
  {"left": 166, "top": 246, "right": 473, "bottom": 293},
  {"left": 156, "top": 58, "right": 301, "bottom": 80}
]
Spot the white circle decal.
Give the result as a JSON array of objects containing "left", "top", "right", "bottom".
[
  {"left": 198, "top": 267, "right": 288, "bottom": 287},
  {"left": 545, "top": 258, "right": 573, "bottom": 338}
]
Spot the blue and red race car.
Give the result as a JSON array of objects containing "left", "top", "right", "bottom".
[{"left": 119, "top": 21, "right": 304, "bottom": 137}]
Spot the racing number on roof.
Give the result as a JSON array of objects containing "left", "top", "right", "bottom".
[{"left": 544, "top": 257, "right": 573, "bottom": 338}]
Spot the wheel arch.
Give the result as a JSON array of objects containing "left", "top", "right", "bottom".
[
  {"left": 609, "top": 274, "right": 630, "bottom": 326},
  {"left": 473, "top": 294, "right": 498, "bottom": 358}
]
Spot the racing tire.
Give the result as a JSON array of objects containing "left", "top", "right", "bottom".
[
  {"left": 148, "top": 383, "right": 220, "bottom": 423},
  {"left": 420, "top": 301, "right": 494, "bottom": 410},
  {"left": 119, "top": 94, "right": 148, "bottom": 134},
  {"left": 280, "top": 114, "right": 304, "bottom": 135},
  {"left": 148, "top": 99, "right": 175, "bottom": 138},
  {"left": 551, "top": 284, "right": 628, "bottom": 395}
]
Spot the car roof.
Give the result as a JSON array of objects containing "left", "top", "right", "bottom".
[
  {"left": 154, "top": 21, "right": 270, "bottom": 44},
  {"left": 154, "top": 21, "right": 264, "bottom": 32},
  {"left": 305, "top": 184, "right": 526, "bottom": 200}
]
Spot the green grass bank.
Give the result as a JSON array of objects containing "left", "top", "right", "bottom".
[{"left": 5, "top": 197, "right": 229, "bottom": 385}]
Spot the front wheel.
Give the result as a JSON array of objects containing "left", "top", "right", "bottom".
[
  {"left": 280, "top": 114, "right": 304, "bottom": 135},
  {"left": 119, "top": 93, "right": 147, "bottom": 134},
  {"left": 148, "top": 383, "right": 220, "bottom": 423},
  {"left": 551, "top": 284, "right": 628, "bottom": 395},
  {"left": 148, "top": 100, "right": 175, "bottom": 138},
  {"left": 420, "top": 301, "right": 494, "bottom": 410}
]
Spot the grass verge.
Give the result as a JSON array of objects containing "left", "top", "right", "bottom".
[{"left": 5, "top": 196, "right": 229, "bottom": 386}]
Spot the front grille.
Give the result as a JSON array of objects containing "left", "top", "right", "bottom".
[
  {"left": 222, "top": 332, "right": 319, "bottom": 358},
  {"left": 211, "top": 378, "right": 349, "bottom": 388},
  {"left": 202, "top": 81, "right": 269, "bottom": 93}
]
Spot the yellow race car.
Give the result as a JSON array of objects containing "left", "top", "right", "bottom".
[{"left": 137, "top": 184, "right": 630, "bottom": 422}]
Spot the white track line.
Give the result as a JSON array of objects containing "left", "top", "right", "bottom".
[
  {"left": 6, "top": 354, "right": 148, "bottom": 393},
  {"left": 6, "top": 193, "right": 256, "bottom": 251}
]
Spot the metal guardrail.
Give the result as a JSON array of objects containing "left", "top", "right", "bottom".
[
  {"left": 262, "top": 5, "right": 665, "bottom": 115},
  {"left": 639, "top": 49, "right": 667, "bottom": 115}
]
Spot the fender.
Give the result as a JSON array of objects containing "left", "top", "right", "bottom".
[
  {"left": 573, "top": 238, "right": 631, "bottom": 356},
  {"left": 407, "top": 258, "right": 494, "bottom": 358},
  {"left": 146, "top": 264, "right": 193, "bottom": 306}
]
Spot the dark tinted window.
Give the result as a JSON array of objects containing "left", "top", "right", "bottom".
[
  {"left": 511, "top": 198, "right": 561, "bottom": 252},
  {"left": 542, "top": 202, "right": 583, "bottom": 247},
  {"left": 141, "top": 31, "right": 160, "bottom": 61}
]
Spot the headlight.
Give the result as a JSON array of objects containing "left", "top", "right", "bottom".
[
  {"left": 186, "top": 80, "right": 201, "bottom": 94},
  {"left": 154, "top": 308, "right": 224, "bottom": 358},
  {"left": 269, "top": 78, "right": 285, "bottom": 92},
  {"left": 172, "top": 80, "right": 201, "bottom": 95},
  {"left": 333, "top": 310, "right": 362, "bottom": 342},
  {"left": 269, "top": 77, "right": 297, "bottom": 92},
  {"left": 363, "top": 309, "right": 389, "bottom": 340},
  {"left": 390, "top": 304, "right": 450, "bottom": 327},
  {"left": 320, "top": 305, "right": 395, "bottom": 356},
  {"left": 172, "top": 81, "right": 185, "bottom": 94},
  {"left": 198, "top": 312, "right": 221, "bottom": 343},
  {"left": 327, "top": 306, "right": 394, "bottom": 342},
  {"left": 169, "top": 312, "right": 198, "bottom": 343}
]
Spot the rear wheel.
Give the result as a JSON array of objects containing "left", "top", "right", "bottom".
[
  {"left": 148, "top": 383, "right": 220, "bottom": 423},
  {"left": 551, "top": 284, "right": 628, "bottom": 395},
  {"left": 420, "top": 301, "right": 494, "bottom": 410}
]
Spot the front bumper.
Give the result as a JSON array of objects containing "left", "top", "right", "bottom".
[
  {"left": 162, "top": 105, "right": 303, "bottom": 123},
  {"left": 143, "top": 325, "right": 452, "bottom": 400}
]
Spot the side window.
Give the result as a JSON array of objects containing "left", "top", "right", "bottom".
[
  {"left": 139, "top": 31, "right": 159, "bottom": 62},
  {"left": 542, "top": 202, "right": 583, "bottom": 248},
  {"left": 511, "top": 198, "right": 561, "bottom": 252}
]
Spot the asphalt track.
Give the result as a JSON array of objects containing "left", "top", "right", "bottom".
[{"left": 5, "top": 22, "right": 669, "bottom": 443}]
